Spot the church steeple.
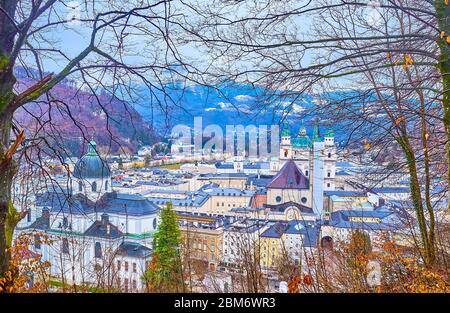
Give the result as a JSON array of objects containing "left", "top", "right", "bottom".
[
  {"left": 312, "top": 124, "right": 321, "bottom": 142},
  {"left": 281, "top": 121, "right": 291, "bottom": 137}
]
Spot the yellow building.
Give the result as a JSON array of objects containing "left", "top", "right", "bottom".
[
  {"left": 178, "top": 213, "right": 223, "bottom": 270},
  {"left": 324, "top": 190, "right": 370, "bottom": 213},
  {"left": 259, "top": 222, "right": 289, "bottom": 268}
]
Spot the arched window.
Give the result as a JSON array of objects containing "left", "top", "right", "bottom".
[
  {"left": 152, "top": 218, "right": 157, "bottom": 230},
  {"left": 321, "top": 236, "right": 333, "bottom": 250},
  {"left": 92, "top": 181, "right": 97, "bottom": 192},
  {"left": 62, "top": 238, "right": 69, "bottom": 254},
  {"left": 105, "top": 180, "right": 109, "bottom": 191},
  {"left": 327, "top": 172, "right": 331, "bottom": 178},
  {"left": 328, "top": 152, "right": 331, "bottom": 158},
  {"left": 78, "top": 181, "right": 83, "bottom": 192},
  {"left": 63, "top": 217, "right": 68, "bottom": 228},
  {"left": 95, "top": 242, "right": 102, "bottom": 258},
  {"left": 305, "top": 170, "right": 309, "bottom": 176}
]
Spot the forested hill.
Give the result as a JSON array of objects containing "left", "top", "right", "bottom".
[{"left": 13, "top": 67, "right": 157, "bottom": 156}]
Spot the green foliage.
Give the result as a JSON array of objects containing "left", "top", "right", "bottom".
[
  {"left": 349, "top": 230, "right": 372, "bottom": 256},
  {"left": 144, "top": 153, "right": 152, "bottom": 167},
  {"left": 143, "top": 202, "right": 184, "bottom": 292}
]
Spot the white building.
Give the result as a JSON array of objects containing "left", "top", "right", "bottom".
[{"left": 16, "top": 141, "right": 160, "bottom": 291}]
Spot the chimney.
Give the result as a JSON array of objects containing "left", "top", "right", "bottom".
[{"left": 101, "top": 213, "right": 109, "bottom": 227}]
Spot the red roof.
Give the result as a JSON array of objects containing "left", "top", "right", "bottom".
[{"left": 267, "top": 159, "right": 309, "bottom": 189}]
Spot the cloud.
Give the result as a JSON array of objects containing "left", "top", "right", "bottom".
[
  {"left": 234, "top": 94, "right": 255, "bottom": 102},
  {"left": 205, "top": 107, "right": 217, "bottom": 112},
  {"left": 217, "top": 102, "right": 234, "bottom": 110}
]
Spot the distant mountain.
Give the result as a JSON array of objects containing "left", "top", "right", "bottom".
[
  {"left": 132, "top": 81, "right": 352, "bottom": 145},
  {"left": 134, "top": 81, "right": 316, "bottom": 131},
  {"left": 13, "top": 68, "right": 157, "bottom": 156}
]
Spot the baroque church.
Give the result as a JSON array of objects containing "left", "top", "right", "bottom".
[
  {"left": 16, "top": 141, "right": 160, "bottom": 291},
  {"left": 270, "top": 123, "right": 337, "bottom": 191}
]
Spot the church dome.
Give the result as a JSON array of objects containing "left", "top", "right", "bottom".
[{"left": 73, "top": 141, "right": 111, "bottom": 179}]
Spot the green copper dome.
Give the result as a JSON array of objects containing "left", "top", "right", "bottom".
[
  {"left": 292, "top": 136, "right": 312, "bottom": 148},
  {"left": 325, "top": 128, "right": 335, "bottom": 137},
  {"left": 281, "top": 121, "right": 291, "bottom": 137},
  {"left": 73, "top": 141, "right": 111, "bottom": 179}
]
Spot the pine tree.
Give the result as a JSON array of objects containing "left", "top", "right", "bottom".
[{"left": 143, "top": 202, "right": 184, "bottom": 292}]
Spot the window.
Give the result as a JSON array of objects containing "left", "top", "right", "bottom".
[
  {"left": 132, "top": 280, "right": 137, "bottom": 290},
  {"left": 301, "top": 197, "right": 307, "bottom": 204},
  {"left": 327, "top": 183, "right": 331, "bottom": 188},
  {"left": 327, "top": 172, "right": 331, "bottom": 178},
  {"left": 78, "top": 181, "right": 82, "bottom": 192},
  {"left": 133, "top": 263, "right": 137, "bottom": 273},
  {"left": 92, "top": 181, "right": 97, "bottom": 192},
  {"left": 95, "top": 242, "right": 102, "bottom": 258},
  {"left": 105, "top": 180, "right": 109, "bottom": 191},
  {"left": 125, "top": 261, "right": 129, "bottom": 272},
  {"left": 63, "top": 217, "right": 68, "bottom": 228},
  {"left": 275, "top": 196, "right": 282, "bottom": 203},
  {"left": 124, "top": 278, "right": 129, "bottom": 292},
  {"left": 152, "top": 218, "right": 157, "bottom": 229},
  {"left": 34, "top": 235, "right": 41, "bottom": 250},
  {"left": 305, "top": 170, "right": 309, "bottom": 176},
  {"left": 62, "top": 238, "right": 69, "bottom": 254},
  {"left": 117, "top": 260, "right": 121, "bottom": 271},
  {"left": 328, "top": 152, "right": 331, "bottom": 158}
]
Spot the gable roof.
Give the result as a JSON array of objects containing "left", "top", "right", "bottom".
[
  {"left": 116, "top": 242, "right": 152, "bottom": 258},
  {"left": 267, "top": 159, "right": 309, "bottom": 189},
  {"left": 83, "top": 220, "right": 123, "bottom": 239}
]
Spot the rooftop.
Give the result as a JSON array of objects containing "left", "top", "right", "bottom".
[{"left": 267, "top": 159, "right": 309, "bottom": 190}]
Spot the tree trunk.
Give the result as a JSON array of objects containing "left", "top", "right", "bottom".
[
  {"left": 398, "top": 136, "right": 434, "bottom": 265},
  {"left": 435, "top": 1, "right": 450, "bottom": 213},
  {"left": 0, "top": 111, "right": 15, "bottom": 279}
]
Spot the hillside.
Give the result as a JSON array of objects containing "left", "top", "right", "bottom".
[{"left": 13, "top": 68, "right": 157, "bottom": 156}]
